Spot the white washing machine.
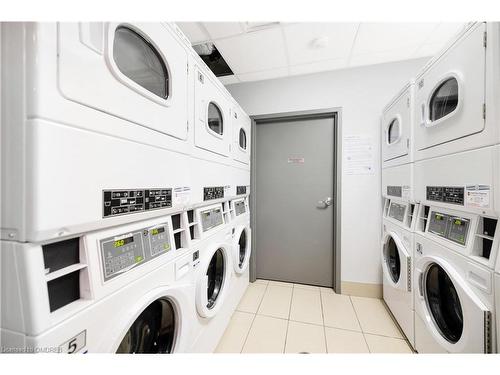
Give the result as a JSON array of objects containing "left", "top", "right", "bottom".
[
  {"left": 1, "top": 213, "right": 198, "bottom": 353},
  {"left": 413, "top": 204, "right": 498, "bottom": 353},
  {"left": 1, "top": 22, "right": 194, "bottom": 243},
  {"left": 188, "top": 202, "right": 236, "bottom": 352},
  {"left": 495, "top": 242, "right": 500, "bottom": 353},
  {"left": 381, "top": 81, "right": 414, "bottom": 169},
  {"left": 228, "top": 196, "right": 251, "bottom": 310},
  {"left": 382, "top": 197, "right": 418, "bottom": 348}
]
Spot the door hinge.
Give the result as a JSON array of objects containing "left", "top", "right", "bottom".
[
  {"left": 406, "top": 138, "right": 410, "bottom": 149},
  {"left": 407, "top": 257, "right": 412, "bottom": 292},
  {"left": 187, "top": 63, "right": 189, "bottom": 74},
  {"left": 483, "top": 31, "right": 487, "bottom": 48},
  {"left": 483, "top": 103, "right": 486, "bottom": 119},
  {"left": 484, "top": 310, "right": 492, "bottom": 353}
]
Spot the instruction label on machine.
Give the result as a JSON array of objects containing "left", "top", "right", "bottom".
[
  {"left": 173, "top": 186, "right": 191, "bottom": 205},
  {"left": 465, "top": 185, "right": 490, "bottom": 209},
  {"left": 402, "top": 186, "right": 411, "bottom": 200}
]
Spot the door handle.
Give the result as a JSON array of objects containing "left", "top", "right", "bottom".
[{"left": 317, "top": 197, "right": 333, "bottom": 209}]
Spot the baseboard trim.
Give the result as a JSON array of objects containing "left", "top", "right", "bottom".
[{"left": 341, "top": 281, "right": 382, "bottom": 298}]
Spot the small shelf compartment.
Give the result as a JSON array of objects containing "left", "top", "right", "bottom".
[{"left": 472, "top": 216, "right": 498, "bottom": 260}]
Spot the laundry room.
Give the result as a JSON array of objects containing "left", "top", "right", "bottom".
[{"left": 2, "top": 0, "right": 500, "bottom": 374}]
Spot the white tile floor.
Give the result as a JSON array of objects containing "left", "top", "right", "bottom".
[{"left": 215, "top": 279, "right": 413, "bottom": 353}]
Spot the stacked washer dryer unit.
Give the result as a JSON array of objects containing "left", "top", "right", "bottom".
[
  {"left": 174, "top": 25, "right": 251, "bottom": 352},
  {"left": 381, "top": 81, "right": 418, "bottom": 349},
  {"left": 412, "top": 22, "right": 500, "bottom": 353},
  {"left": 0, "top": 22, "right": 203, "bottom": 353},
  {"left": 0, "top": 22, "right": 250, "bottom": 353}
]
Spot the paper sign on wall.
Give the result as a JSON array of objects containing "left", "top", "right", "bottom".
[{"left": 344, "top": 135, "right": 375, "bottom": 175}]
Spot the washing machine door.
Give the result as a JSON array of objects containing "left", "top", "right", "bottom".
[
  {"left": 196, "top": 244, "right": 232, "bottom": 318},
  {"left": 382, "top": 232, "right": 410, "bottom": 291},
  {"left": 415, "top": 256, "right": 491, "bottom": 353},
  {"left": 116, "top": 298, "right": 176, "bottom": 353},
  {"left": 233, "top": 226, "right": 251, "bottom": 274}
]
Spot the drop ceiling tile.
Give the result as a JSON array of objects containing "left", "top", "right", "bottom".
[
  {"left": 352, "top": 23, "right": 438, "bottom": 55},
  {"left": 289, "top": 58, "right": 348, "bottom": 76},
  {"left": 349, "top": 46, "right": 420, "bottom": 68},
  {"left": 203, "top": 22, "right": 245, "bottom": 40},
  {"left": 217, "top": 75, "right": 240, "bottom": 85},
  {"left": 176, "top": 22, "right": 210, "bottom": 44},
  {"left": 215, "top": 28, "right": 288, "bottom": 74},
  {"left": 237, "top": 67, "right": 289, "bottom": 83},
  {"left": 283, "top": 23, "right": 358, "bottom": 65}
]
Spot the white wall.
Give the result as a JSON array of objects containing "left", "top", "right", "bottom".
[{"left": 226, "top": 58, "right": 428, "bottom": 286}]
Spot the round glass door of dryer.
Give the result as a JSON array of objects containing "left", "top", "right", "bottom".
[
  {"left": 425, "top": 263, "right": 464, "bottom": 343},
  {"left": 206, "top": 248, "right": 226, "bottom": 309},
  {"left": 116, "top": 298, "right": 176, "bottom": 353},
  {"left": 384, "top": 236, "right": 401, "bottom": 283}
]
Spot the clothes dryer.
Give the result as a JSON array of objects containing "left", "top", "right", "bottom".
[
  {"left": 413, "top": 22, "right": 496, "bottom": 162},
  {"left": 1, "top": 213, "right": 197, "bottom": 353},
  {"left": 413, "top": 205, "right": 498, "bottom": 353},
  {"left": 193, "top": 65, "right": 232, "bottom": 163},
  {"left": 381, "top": 82, "right": 414, "bottom": 169},
  {"left": 1, "top": 22, "right": 193, "bottom": 243},
  {"left": 231, "top": 104, "right": 252, "bottom": 168},
  {"left": 188, "top": 202, "right": 235, "bottom": 352}
]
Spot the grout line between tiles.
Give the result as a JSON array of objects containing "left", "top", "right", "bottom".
[
  {"left": 349, "top": 295, "right": 371, "bottom": 353},
  {"left": 240, "top": 280, "right": 270, "bottom": 353},
  {"left": 282, "top": 284, "right": 296, "bottom": 353},
  {"left": 319, "top": 287, "right": 329, "bottom": 353}
]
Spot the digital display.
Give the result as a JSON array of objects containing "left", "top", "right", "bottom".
[
  {"left": 151, "top": 227, "right": 165, "bottom": 236},
  {"left": 435, "top": 214, "right": 444, "bottom": 221},
  {"left": 114, "top": 236, "right": 134, "bottom": 248}
]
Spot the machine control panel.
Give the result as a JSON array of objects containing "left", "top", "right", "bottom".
[
  {"left": 235, "top": 201, "right": 246, "bottom": 216},
  {"left": 103, "top": 189, "right": 172, "bottom": 218},
  {"left": 426, "top": 186, "right": 464, "bottom": 206},
  {"left": 201, "top": 207, "right": 224, "bottom": 232},
  {"left": 428, "top": 211, "right": 470, "bottom": 246},
  {"left": 237, "top": 186, "right": 247, "bottom": 195},
  {"left": 388, "top": 202, "right": 406, "bottom": 222},
  {"left": 100, "top": 222, "right": 171, "bottom": 281},
  {"left": 148, "top": 225, "right": 172, "bottom": 257},
  {"left": 204, "top": 186, "right": 224, "bottom": 201},
  {"left": 387, "top": 186, "right": 402, "bottom": 198}
]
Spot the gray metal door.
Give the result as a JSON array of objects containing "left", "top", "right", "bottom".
[{"left": 255, "top": 115, "right": 335, "bottom": 287}]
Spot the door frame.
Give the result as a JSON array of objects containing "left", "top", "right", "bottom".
[{"left": 250, "top": 108, "right": 342, "bottom": 293}]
